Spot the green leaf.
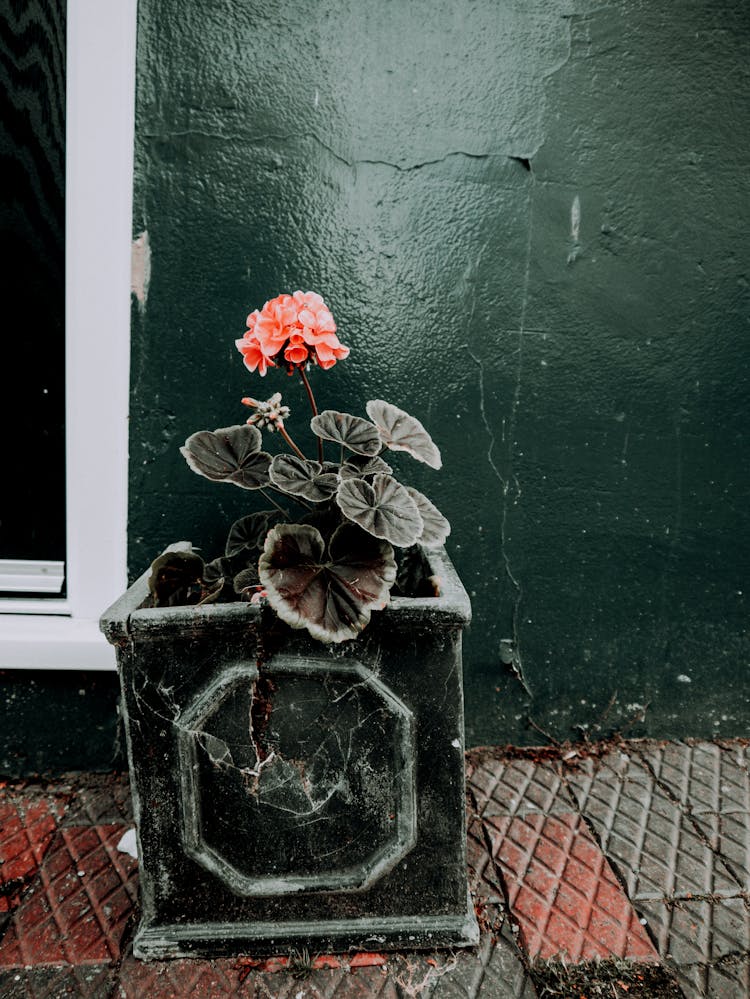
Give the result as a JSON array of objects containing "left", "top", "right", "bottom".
[
  {"left": 406, "top": 487, "right": 451, "bottom": 547},
  {"left": 233, "top": 565, "right": 261, "bottom": 595},
  {"left": 310, "top": 410, "right": 382, "bottom": 456},
  {"left": 204, "top": 555, "right": 233, "bottom": 584},
  {"left": 269, "top": 454, "right": 339, "bottom": 503},
  {"left": 365, "top": 400, "right": 442, "bottom": 469},
  {"left": 258, "top": 523, "right": 396, "bottom": 643},
  {"left": 148, "top": 550, "right": 205, "bottom": 607},
  {"left": 336, "top": 473, "right": 423, "bottom": 547},
  {"left": 197, "top": 575, "right": 225, "bottom": 605},
  {"left": 180, "top": 425, "right": 272, "bottom": 489},
  {"left": 225, "top": 511, "right": 278, "bottom": 557},
  {"left": 339, "top": 453, "right": 393, "bottom": 480}
]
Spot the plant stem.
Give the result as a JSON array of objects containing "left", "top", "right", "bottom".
[
  {"left": 299, "top": 365, "right": 319, "bottom": 416},
  {"left": 259, "top": 489, "right": 289, "bottom": 516},
  {"left": 299, "top": 365, "right": 323, "bottom": 462},
  {"left": 263, "top": 485, "right": 313, "bottom": 513},
  {"left": 278, "top": 425, "right": 306, "bottom": 461}
]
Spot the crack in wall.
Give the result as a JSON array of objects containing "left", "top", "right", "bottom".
[
  {"left": 143, "top": 123, "right": 540, "bottom": 179},
  {"left": 466, "top": 180, "right": 535, "bottom": 700}
]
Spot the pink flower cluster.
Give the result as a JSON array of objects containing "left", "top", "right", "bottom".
[{"left": 235, "top": 291, "right": 350, "bottom": 376}]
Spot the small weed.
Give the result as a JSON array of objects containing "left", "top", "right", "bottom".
[{"left": 288, "top": 948, "right": 315, "bottom": 980}]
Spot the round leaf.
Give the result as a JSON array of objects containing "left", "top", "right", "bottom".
[
  {"left": 259, "top": 523, "right": 396, "bottom": 643},
  {"left": 225, "top": 511, "right": 278, "bottom": 557},
  {"left": 310, "top": 410, "right": 382, "bottom": 456},
  {"left": 203, "top": 556, "right": 232, "bottom": 585},
  {"left": 336, "top": 473, "right": 423, "bottom": 548},
  {"left": 148, "top": 550, "right": 205, "bottom": 607},
  {"left": 197, "top": 576, "right": 225, "bottom": 605},
  {"left": 233, "top": 565, "right": 260, "bottom": 595},
  {"left": 406, "top": 487, "right": 451, "bottom": 548},
  {"left": 366, "top": 400, "right": 442, "bottom": 469},
  {"left": 180, "top": 425, "right": 272, "bottom": 489},
  {"left": 339, "top": 454, "right": 393, "bottom": 480},
  {"left": 269, "top": 454, "right": 339, "bottom": 503}
]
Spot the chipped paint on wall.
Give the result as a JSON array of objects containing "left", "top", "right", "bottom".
[{"left": 131, "top": 230, "right": 151, "bottom": 308}]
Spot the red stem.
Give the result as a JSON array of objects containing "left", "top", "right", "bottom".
[{"left": 278, "top": 425, "right": 306, "bottom": 461}]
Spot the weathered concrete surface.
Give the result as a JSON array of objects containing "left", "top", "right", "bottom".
[{"left": 129, "top": 0, "right": 750, "bottom": 746}]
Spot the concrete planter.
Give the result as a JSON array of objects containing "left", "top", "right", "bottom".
[{"left": 101, "top": 544, "right": 478, "bottom": 960}]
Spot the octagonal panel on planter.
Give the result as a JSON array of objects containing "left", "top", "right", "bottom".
[{"left": 176, "top": 660, "right": 416, "bottom": 895}]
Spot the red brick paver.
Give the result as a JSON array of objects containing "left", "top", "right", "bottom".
[
  {"left": 0, "top": 824, "right": 137, "bottom": 967},
  {"left": 485, "top": 811, "right": 659, "bottom": 963},
  {"left": 0, "top": 797, "right": 65, "bottom": 914}
]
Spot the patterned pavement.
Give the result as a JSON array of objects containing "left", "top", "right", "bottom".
[{"left": 0, "top": 739, "right": 748, "bottom": 998}]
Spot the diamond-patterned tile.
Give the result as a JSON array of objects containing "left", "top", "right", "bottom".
[
  {"left": 484, "top": 811, "right": 658, "bottom": 963},
  {"left": 466, "top": 815, "right": 505, "bottom": 904},
  {"left": 675, "top": 957, "right": 750, "bottom": 999},
  {"left": 692, "top": 810, "right": 750, "bottom": 891},
  {"left": 63, "top": 775, "right": 133, "bottom": 827},
  {"left": 635, "top": 741, "right": 750, "bottom": 815},
  {"left": 117, "top": 957, "right": 240, "bottom": 997},
  {"left": 564, "top": 751, "right": 651, "bottom": 813},
  {"left": 0, "top": 797, "right": 65, "bottom": 915},
  {"left": 637, "top": 896, "right": 750, "bottom": 965},
  {"left": 0, "top": 825, "right": 138, "bottom": 967},
  {"left": 117, "top": 939, "right": 535, "bottom": 999},
  {"left": 637, "top": 897, "right": 750, "bottom": 999},
  {"left": 567, "top": 751, "right": 739, "bottom": 899},
  {"left": 120, "top": 955, "right": 441, "bottom": 999},
  {"left": 467, "top": 756, "right": 575, "bottom": 819},
  {"left": 0, "top": 964, "right": 113, "bottom": 998},
  {"left": 427, "top": 927, "right": 538, "bottom": 998}
]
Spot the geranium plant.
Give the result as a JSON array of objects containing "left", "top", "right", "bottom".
[{"left": 148, "top": 291, "right": 450, "bottom": 643}]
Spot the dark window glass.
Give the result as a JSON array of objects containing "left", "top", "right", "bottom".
[{"left": 0, "top": 0, "right": 66, "bottom": 562}]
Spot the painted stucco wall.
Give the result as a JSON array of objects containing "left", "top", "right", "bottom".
[{"left": 129, "top": 0, "right": 750, "bottom": 746}]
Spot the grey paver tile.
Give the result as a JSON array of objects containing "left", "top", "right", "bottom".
[
  {"left": 62, "top": 775, "right": 133, "bottom": 827},
  {"left": 412, "top": 927, "right": 537, "bottom": 999},
  {"left": 637, "top": 895, "right": 750, "bottom": 999},
  {"left": 467, "top": 756, "right": 576, "bottom": 819},
  {"left": 635, "top": 741, "right": 750, "bottom": 816},
  {"left": 0, "top": 965, "right": 113, "bottom": 998},
  {"left": 466, "top": 815, "right": 505, "bottom": 905},
  {"left": 116, "top": 956, "right": 241, "bottom": 997},
  {"left": 567, "top": 750, "right": 739, "bottom": 900},
  {"left": 692, "top": 811, "right": 750, "bottom": 891},
  {"left": 669, "top": 955, "right": 750, "bottom": 999},
  {"left": 429, "top": 928, "right": 537, "bottom": 998}
]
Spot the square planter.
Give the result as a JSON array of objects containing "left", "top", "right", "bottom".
[{"left": 101, "top": 543, "right": 478, "bottom": 960}]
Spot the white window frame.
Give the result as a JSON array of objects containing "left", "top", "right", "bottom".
[{"left": 0, "top": 0, "right": 136, "bottom": 670}]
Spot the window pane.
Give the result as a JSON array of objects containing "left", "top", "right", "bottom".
[{"left": 0, "top": 0, "right": 66, "bottom": 562}]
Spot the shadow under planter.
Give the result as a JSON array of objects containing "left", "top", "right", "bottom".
[{"left": 101, "top": 544, "right": 478, "bottom": 959}]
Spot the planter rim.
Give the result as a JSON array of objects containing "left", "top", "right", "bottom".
[{"left": 100, "top": 542, "right": 471, "bottom": 644}]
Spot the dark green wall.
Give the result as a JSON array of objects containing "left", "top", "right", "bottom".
[
  {"left": 0, "top": 671, "right": 123, "bottom": 777},
  {"left": 130, "top": 0, "right": 750, "bottom": 747}
]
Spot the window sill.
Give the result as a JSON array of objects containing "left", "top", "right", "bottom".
[{"left": 0, "top": 615, "right": 116, "bottom": 671}]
